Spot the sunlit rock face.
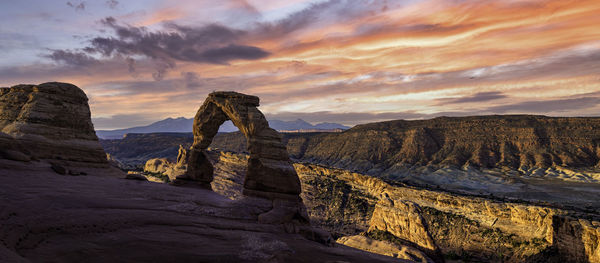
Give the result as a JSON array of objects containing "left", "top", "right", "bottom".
[
  {"left": 183, "top": 91, "right": 302, "bottom": 198},
  {"left": 295, "top": 163, "right": 600, "bottom": 263},
  {"left": 368, "top": 198, "right": 438, "bottom": 255},
  {"left": 0, "top": 82, "right": 118, "bottom": 175},
  {"left": 281, "top": 115, "right": 600, "bottom": 182},
  {"left": 180, "top": 91, "right": 307, "bottom": 225}
]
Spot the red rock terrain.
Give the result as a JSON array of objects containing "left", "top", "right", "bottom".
[{"left": 0, "top": 83, "right": 408, "bottom": 263}]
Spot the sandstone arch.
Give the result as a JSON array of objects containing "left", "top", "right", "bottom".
[{"left": 182, "top": 91, "right": 302, "bottom": 200}]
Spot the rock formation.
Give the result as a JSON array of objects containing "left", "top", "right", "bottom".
[
  {"left": 0, "top": 84, "right": 403, "bottom": 262},
  {"left": 178, "top": 91, "right": 306, "bottom": 224},
  {"left": 368, "top": 197, "right": 438, "bottom": 256},
  {"left": 182, "top": 92, "right": 301, "bottom": 198},
  {"left": 100, "top": 132, "right": 193, "bottom": 167},
  {"left": 172, "top": 150, "right": 600, "bottom": 262},
  {"left": 111, "top": 138, "right": 600, "bottom": 262},
  {"left": 143, "top": 145, "right": 188, "bottom": 182},
  {"left": 0, "top": 82, "right": 120, "bottom": 176}
]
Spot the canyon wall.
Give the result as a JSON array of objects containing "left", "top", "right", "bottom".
[
  {"left": 296, "top": 162, "right": 600, "bottom": 262},
  {"left": 290, "top": 115, "right": 600, "bottom": 171}
]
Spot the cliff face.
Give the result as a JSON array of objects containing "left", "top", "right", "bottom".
[
  {"left": 100, "top": 116, "right": 600, "bottom": 261},
  {"left": 0, "top": 82, "right": 118, "bottom": 175},
  {"left": 301, "top": 162, "right": 600, "bottom": 263},
  {"left": 286, "top": 115, "right": 600, "bottom": 172}
]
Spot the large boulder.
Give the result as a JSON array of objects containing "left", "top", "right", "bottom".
[
  {"left": 143, "top": 146, "right": 187, "bottom": 181},
  {"left": 0, "top": 82, "right": 120, "bottom": 176}
]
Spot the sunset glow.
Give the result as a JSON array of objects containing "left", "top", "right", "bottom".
[{"left": 1, "top": 0, "right": 599, "bottom": 129}]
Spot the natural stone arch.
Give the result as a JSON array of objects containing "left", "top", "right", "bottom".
[{"left": 181, "top": 91, "right": 302, "bottom": 200}]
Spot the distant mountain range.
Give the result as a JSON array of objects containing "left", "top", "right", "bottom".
[{"left": 96, "top": 117, "right": 349, "bottom": 139}]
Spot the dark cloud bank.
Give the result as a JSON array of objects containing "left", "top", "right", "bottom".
[
  {"left": 45, "top": 16, "right": 269, "bottom": 80},
  {"left": 46, "top": 0, "right": 398, "bottom": 75},
  {"left": 86, "top": 17, "right": 269, "bottom": 64}
]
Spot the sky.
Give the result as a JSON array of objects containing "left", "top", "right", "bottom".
[{"left": 1, "top": 0, "right": 599, "bottom": 130}]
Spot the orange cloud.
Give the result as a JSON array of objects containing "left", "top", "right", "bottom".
[{"left": 3, "top": 0, "right": 599, "bottom": 129}]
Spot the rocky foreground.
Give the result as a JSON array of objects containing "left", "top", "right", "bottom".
[{"left": 0, "top": 160, "right": 409, "bottom": 263}]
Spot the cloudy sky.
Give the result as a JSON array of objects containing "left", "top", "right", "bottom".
[{"left": 1, "top": 0, "right": 599, "bottom": 129}]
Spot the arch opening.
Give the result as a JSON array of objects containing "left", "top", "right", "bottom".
[{"left": 182, "top": 91, "right": 302, "bottom": 200}]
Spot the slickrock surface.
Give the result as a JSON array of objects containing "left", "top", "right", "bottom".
[
  {"left": 0, "top": 82, "right": 121, "bottom": 176},
  {"left": 0, "top": 161, "right": 409, "bottom": 263}
]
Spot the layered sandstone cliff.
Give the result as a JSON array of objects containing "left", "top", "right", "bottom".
[
  {"left": 296, "top": 162, "right": 600, "bottom": 263},
  {"left": 0, "top": 82, "right": 120, "bottom": 176},
  {"left": 103, "top": 115, "right": 600, "bottom": 175},
  {"left": 286, "top": 116, "right": 600, "bottom": 176}
]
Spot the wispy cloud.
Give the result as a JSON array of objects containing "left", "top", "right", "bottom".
[
  {"left": 1, "top": 0, "right": 600, "bottom": 129},
  {"left": 436, "top": 92, "right": 508, "bottom": 105},
  {"left": 65, "top": 17, "right": 270, "bottom": 79},
  {"left": 44, "top": 49, "right": 99, "bottom": 66},
  {"left": 487, "top": 97, "right": 600, "bottom": 114}
]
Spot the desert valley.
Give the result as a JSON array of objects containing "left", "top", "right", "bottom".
[{"left": 1, "top": 82, "right": 599, "bottom": 262}]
